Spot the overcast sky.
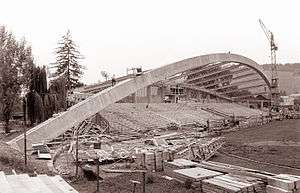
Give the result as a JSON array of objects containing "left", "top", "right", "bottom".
[{"left": 1, "top": 0, "right": 300, "bottom": 84}]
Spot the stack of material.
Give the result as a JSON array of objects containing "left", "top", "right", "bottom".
[
  {"left": 165, "top": 158, "right": 198, "bottom": 169},
  {"left": 171, "top": 167, "right": 223, "bottom": 183},
  {"left": 203, "top": 174, "right": 265, "bottom": 193},
  {"left": 135, "top": 151, "right": 168, "bottom": 171},
  {"left": 189, "top": 137, "right": 224, "bottom": 161},
  {"left": 267, "top": 174, "right": 300, "bottom": 193},
  {"left": 0, "top": 171, "right": 79, "bottom": 193}
]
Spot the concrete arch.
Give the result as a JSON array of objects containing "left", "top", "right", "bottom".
[{"left": 8, "top": 53, "right": 270, "bottom": 150}]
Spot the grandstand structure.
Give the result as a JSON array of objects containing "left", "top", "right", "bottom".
[
  {"left": 8, "top": 53, "right": 272, "bottom": 151},
  {"left": 100, "top": 102, "right": 266, "bottom": 134},
  {"left": 71, "top": 55, "right": 271, "bottom": 109}
]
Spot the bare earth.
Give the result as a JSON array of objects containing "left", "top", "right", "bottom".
[
  {"left": 212, "top": 119, "right": 300, "bottom": 175},
  {"left": 0, "top": 119, "right": 299, "bottom": 192},
  {"left": 71, "top": 119, "right": 300, "bottom": 193}
]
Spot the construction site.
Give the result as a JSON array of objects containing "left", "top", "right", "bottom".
[
  {"left": 1, "top": 6, "right": 300, "bottom": 192},
  {"left": 0, "top": 50, "right": 299, "bottom": 193}
]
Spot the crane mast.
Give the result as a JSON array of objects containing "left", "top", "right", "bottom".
[{"left": 259, "top": 19, "right": 279, "bottom": 108}]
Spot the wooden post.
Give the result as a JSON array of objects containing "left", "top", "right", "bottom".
[
  {"left": 153, "top": 152, "right": 157, "bottom": 172},
  {"left": 24, "top": 125, "right": 27, "bottom": 169},
  {"left": 142, "top": 171, "right": 146, "bottom": 193},
  {"left": 142, "top": 153, "right": 146, "bottom": 193},
  {"left": 96, "top": 159, "right": 100, "bottom": 192},
  {"left": 23, "top": 97, "right": 27, "bottom": 169},
  {"left": 142, "top": 153, "right": 146, "bottom": 169},
  {"left": 207, "top": 119, "right": 210, "bottom": 130},
  {"left": 132, "top": 183, "right": 137, "bottom": 193},
  {"left": 161, "top": 151, "right": 164, "bottom": 171},
  {"left": 75, "top": 128, "right": 79, "bottom": 177}
]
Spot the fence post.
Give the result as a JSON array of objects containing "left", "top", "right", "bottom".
[
  {"left": 142, "top": 153, "right": 146, "bottom": 193},
  {"left": 153, "top": 152, "right": 157, "bottom": 172}
]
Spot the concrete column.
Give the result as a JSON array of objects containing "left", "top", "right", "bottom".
[
  {"left": 206, "top": 94, "right": 210, "bottom": 103},
  {"left": 131, "top": 92, "right": 137, "bottom": 103},
  {"left": 260, "top": 100, "right": 264, "bottom": 109},
  {"left": 146, "top": 86, "right": 151, "bottom": 104},
  {"left": 160, "top": 86, "right": 165, "bottom": 102}
]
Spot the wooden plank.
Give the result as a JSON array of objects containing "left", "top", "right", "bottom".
[
  {"left": 38, "top": 175, "right": 65, "bottom": 193},
  {"left": 199, "top": 161, "right": 273, "bottom": 181},
  {"left": 165, "top": 159, "right": 198, "bottom": 168},
  {"left": 220, "top": 174, "right": 263, "bottom": 190},
  {"left": 267, "top": 176, "right": 295, "bottom": 191},
  {"left": 6, "top": 175, "right": 29, "bottom": 193},
  {"left": 203, "top": 178, "right": 241, "bottom": 192},
  {"left": 50, "top": 176, "right": 79, "bottom": 193},
  {"left": 0, "top": 172, "right": 13, "bottom": 193},
  {"left": 215, "top": 175, "right": 252, "bottom": 190},
  {"left": 211, "top": 177, "right": 248, "bottom": 191},
  {"left": 266, "top": 185, "right": 293, "bottom": 193},
  {"left": 102, "top": 169, "right": 146, "bottom": 173},
  {"left": 30, "top": 177, "right": 54, "bottom": 193},
  {"left": 276, "top": 174, "right": 300, "bottom": 189}
]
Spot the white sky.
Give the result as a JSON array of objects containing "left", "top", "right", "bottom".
[{"left": 1, "top": 0, "right": 300, "bottom": 84}]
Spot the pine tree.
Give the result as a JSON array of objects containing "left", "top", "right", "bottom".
[{"left": 52, "top": 30, "right": 84, "bottom": 90}]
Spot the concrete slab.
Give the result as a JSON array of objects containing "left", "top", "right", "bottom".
[
  {"left": 166, "top": 158, "right": 198, "bottom": 168},
  {"left": 173, "top": 167, "right": 223, "bottom": 181}
]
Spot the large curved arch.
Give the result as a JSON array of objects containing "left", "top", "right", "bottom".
[{"left": 8, "top": 53, "right": 270, "bottom": 150}]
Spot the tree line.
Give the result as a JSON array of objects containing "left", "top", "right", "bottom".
[{"left": 0, "top": 26, "right": 84, "bottom": 133}]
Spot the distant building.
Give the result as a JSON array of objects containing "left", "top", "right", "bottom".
[{"left": 279, "top": 96, "right": 294, "bottom": 107}]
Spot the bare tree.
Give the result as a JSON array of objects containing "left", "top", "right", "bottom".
[{"left": 101, "top": 71, "right": 110, "bottom": 81}]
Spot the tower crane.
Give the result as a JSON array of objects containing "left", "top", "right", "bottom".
[{"left": 259, "top": 19, "right": 279, "bottom": 107}]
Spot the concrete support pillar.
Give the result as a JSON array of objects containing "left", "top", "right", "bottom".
[
  {"left": 146, "top": 86, "right": 151, "bottom": 104},
  {"left": 206, "top": 94, "right": 210, "bottom": 103},
  {"left": 247, "top": 100, "right": 250, "bottom": 108},
  {"left": 160, "top": 86, "right": 165, "bottom": 102},
  {"left": 185, "top": 89, "right": 190, "bottom": 100},
  {"left": 132, "top": 92, "right": 137, "bottom": 103},
  {"left": 260, "top": 100, "right": 264, "bottom": 109}
]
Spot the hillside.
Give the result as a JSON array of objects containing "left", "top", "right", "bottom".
[{"left": 261, "top": 63, "right": 300, "bottom": 95}]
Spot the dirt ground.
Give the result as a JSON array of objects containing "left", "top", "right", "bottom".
[
  {"left": 0, "top": 119, "right": 299, "bottom": 192},
  {"left": 69, "top": 119, "right": 300, "bottom": 193},
  {"left": 0, "top": 122, "right": 51, "bottom": 175},
  {"left": 212, "top": 119, "right": 300, "bottom": 175},
  {"left": 70, "top": 172, "right": 202, "bottom": 193}
]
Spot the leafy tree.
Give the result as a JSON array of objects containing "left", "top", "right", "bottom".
[
  {"left": 0, "top": 26, "right": 34, "bottom": 132},
  {"left": 49, "top": 76, "right": 67, "bottom": 110},
  {"left": 30, "top": 66, "right": 47, "bottom": 96},
  {"left": 52, "top": 30, "right": 84, "bottom": 90},
  {"left": 26, "top": 90, "right": 44, "bottom": 126},
  {"left": 26, "top": 65, "right": 48, "bottom": 124}
]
